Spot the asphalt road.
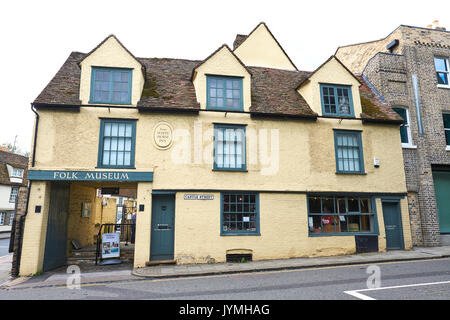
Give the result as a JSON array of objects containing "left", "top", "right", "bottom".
[
  {"left": 0, "top": 258, "right": 449, "bottom": 300},
  {"left": 0, "top": 239, "right": 10, "bottom": 257}
]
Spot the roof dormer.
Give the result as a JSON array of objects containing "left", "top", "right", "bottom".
[
  {"left": 192, "top": 45, "right": 252, "bottom": 112},
  {"left": 297, "top": 56, "right": 363, "bottom": 118},
  {"left": 78, "top": 35, "right": 145, "bottom": 106}
]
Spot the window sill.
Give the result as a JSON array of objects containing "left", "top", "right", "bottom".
[
  {"left": 220, "top": 233, "right": 260, "bottom": 237},
  {"left": 309, "top": 232, "right": 378, "bottom": 237},
  {"left": 335, "top": 172, "right": 367, "bottom": 175},
  {"left": 402, "top": 144, "right": 417, "bottom": 149},
  {"left": 95, "top": 167, "right": 136, "bottom": 170},
  {"left": 89, "top": 100, "right": 133, "bottom": 106},
  {"left": 437, "top": 84, "right": 450, "bottom": 89},
  {"left": 213, "top": 169, "right": 248, "bottom": 172}
]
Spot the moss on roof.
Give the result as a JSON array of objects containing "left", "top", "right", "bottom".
[{"left": 141, "top": 72, "right": 159, "bottom": 98}]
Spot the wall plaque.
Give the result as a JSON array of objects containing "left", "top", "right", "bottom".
[{"left": 153, "top": 122, "right": 173, "bottom": 149}]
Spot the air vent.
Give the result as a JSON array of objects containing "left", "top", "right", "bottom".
[{"left": 226, "top": 253, "right": 252, "bottom": 263}]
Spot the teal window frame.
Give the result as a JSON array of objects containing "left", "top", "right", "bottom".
[
  {"left": 443, "top": 113, "right": 450, "bottom": 146},
  {"left": 334, "top": 130, "right": 365, "bottom": 174},
  {"left": 320, "top": 84, "right": 354, "bottom": 117},
  {"left": 220, "top": 192, "right": 260, "bottom": 236},
  {"left": 206, "top": 75, "right": 244, "bottom": 111},
  {"left": 213, "top": 124, "right": 246, "bottom": 171},
  {"left": 392, "top": 107, "right": 411, "bottom": 145},
  {"left": 307, "top": 195, "right": 379, "bottom": 237},
  {"left": 97, "top": 119, "right": 136, "bottom": 169},
  {"left": 90, "top": 67, "right": 133, "bottom": 105}
]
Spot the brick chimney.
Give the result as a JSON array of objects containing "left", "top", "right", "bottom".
[{"left": 427, "top": 20, "right": 446, "bottom": 31}]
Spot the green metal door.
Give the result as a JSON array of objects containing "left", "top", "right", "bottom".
[
  {"left": 432, "top": 171, "right": 450, "bottom": 233},
  {"left": 150, "top": 195, "right": 175, "bottom": 261},
  {"left": 43, "top": 182, "right": 70, "bottom": 271},
  {"left": 382, "top": 201, "right": 404, "bottom": 250}
]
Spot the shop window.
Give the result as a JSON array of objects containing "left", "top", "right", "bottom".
[
  {"left": 320, "top": 84, "right": 354, "bottom": 117},
  {"left": 221, "top": 193, "right": 259, "bottom": 235},
  {"left": 434, "top": 57, "right": 449, "bottom": 86},
  {"left": 334, "top": 130, "right": 365, "bottom": 174},
  {"left": 90, "top": 67, "right": 132, "bottom": 104},
  {"left": 9, "top": 187, "right": 18, "bottom": 203},
  {"left": 308, "top": 195, "right": 376, "bottom": 235},
  {"left": 443, "top": 113, "right": 450, "bottom": 148},
  {"left": 98, "top": 119, "right": 136, "bottom": 168},
  {"left": 213, "top": 124, "right": 246, "bottom": 171},
  {"left": 207, "top": 75, "right": 243, "bottom": 111}
]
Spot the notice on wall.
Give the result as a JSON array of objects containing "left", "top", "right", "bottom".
[
  {"left": 184, "top": 194, "right": 214, "bottom": 200},
  {"left": 102, "top": 233, "right": 120, "bottom": 259}
]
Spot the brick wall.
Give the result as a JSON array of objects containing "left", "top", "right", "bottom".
[{"left": 346, "top": 26, "right": 450, "bottom": 246}]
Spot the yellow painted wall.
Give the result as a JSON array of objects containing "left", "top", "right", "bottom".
[
  {"left": 192, "top": 46, "right": 252, "bottom": 112},
  {"left": 134, "top": 182, "right": 152, "bottom": 268},
  {"left": 298, "top": 57, "right": 363, "bottom": 117},
  {"left": 67, "top": 184, "right": 117, "bottom": 251},
  {"left": 19, "top": 181, "right": 51, "bottom": 275},
  {"left": 234, "top": 23, "right": 296, "bottom": 71},
  {"left": 79, "top": 36, "right": 145, "bottom": 106},
  {"left": 174, "top": 192, "right": 356, "bottom": 264},
  {"left": 31, "top": 109, "right": 406, "bottom": 193}
]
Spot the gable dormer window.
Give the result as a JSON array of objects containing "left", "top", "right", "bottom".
[
  {"left": 11, "top": 168, "right": 23, "bottom": 178},
  {"left": 90, "top": 67, "right": 132, "bottom": 104},
  {"left": 320, "top": 84, "right": 354, "bottom": 117},
  {"left": 206, "top": 75, "right": 243, "bottom": 111}
]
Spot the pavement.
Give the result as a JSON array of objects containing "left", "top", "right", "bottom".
[
  {"left": 1, "top": 246, "right": 450, "bottom": 289},
  {"left": 132, "top": 246, "right": 450, "bottom": 279}
]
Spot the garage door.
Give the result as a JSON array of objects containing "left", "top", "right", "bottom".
[{"left": 432, "top": 171, "right": 450, "bottom": 233}]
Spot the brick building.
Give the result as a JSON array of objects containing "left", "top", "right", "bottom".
[{"left": 336, "top": 23, "right": 450, "bottom": 247}]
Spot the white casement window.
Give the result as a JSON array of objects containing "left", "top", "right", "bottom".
[
  {"left": 9, "top": 212, "right": 14, "bottom": 225},
  {"left": 434, "top": 57, "right": 450, "bottom": 87},
  {"left": 9, "top": 187, "right": 19, "bottom": 203},
  {"left": 393, "top": 107, "right": 415, "bottom": 148},
  {"left": 0, "top": 213, "right": 5, "bottom": 225},
  {"left": 11, "top": 168, "right": 23, "bottom": 178}
]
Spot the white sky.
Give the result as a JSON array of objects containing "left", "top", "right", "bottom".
[{"left": 1, "top": 0, "right": 449, "bottom": 153}]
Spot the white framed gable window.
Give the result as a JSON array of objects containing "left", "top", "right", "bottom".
[
  {"left": 434, "top": 57, "right": 450, "bottom": 87},
  {"left": 11, "top": 168, "right": 23, "bottom": 178},
  {"left": 393, "top": 107, "right": 415, "bottom": 148}
]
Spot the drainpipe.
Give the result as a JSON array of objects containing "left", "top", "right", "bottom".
[{"left": 30, "top": 103, "right": 39, "bottom": 167}]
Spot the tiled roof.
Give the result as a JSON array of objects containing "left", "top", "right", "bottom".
[
  {"left": 0, "top": 151, "right": 28, "bottom": 186},
  {"left": 356, "top": 75, "right": 403, "bottom": 122},
  {"left": 32, "top": 51, "right": 400, "bottom": 122}
]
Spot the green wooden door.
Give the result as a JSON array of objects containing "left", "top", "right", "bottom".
[
  {"left": 150, "top": 195, "right": 175, "bottom": 261},
  {"left": 382, "top": 201, "right": 404, "bottom": 250},
  {"left": 43, "top": 182, "right": 70, "bottom": 271},
  {"left": 433, "top": 171, "right": 450, "bottom": 233}
]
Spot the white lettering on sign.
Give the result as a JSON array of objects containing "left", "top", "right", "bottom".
[{"left": 184, "top": 194, "right": 214, "bottom": 200}]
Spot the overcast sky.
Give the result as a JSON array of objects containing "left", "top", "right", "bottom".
[{"left": 1, "top": 0, "right": 449, "bottom": 153}]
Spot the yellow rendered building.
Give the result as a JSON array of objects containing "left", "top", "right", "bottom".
[{"left": 19, "top": 23, "right": 411, "bottom": 275}]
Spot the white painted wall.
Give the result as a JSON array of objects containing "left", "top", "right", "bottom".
[{"left": 0, "top": 185, "right": 15, "bottom": 211}]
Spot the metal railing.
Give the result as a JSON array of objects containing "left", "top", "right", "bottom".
[{"left": 95, "top": 223, "right": 135, "bottom": 265}]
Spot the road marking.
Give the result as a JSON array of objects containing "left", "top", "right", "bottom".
[{"left": 344, "top": 280, "right": 450, "bottom": 300}]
